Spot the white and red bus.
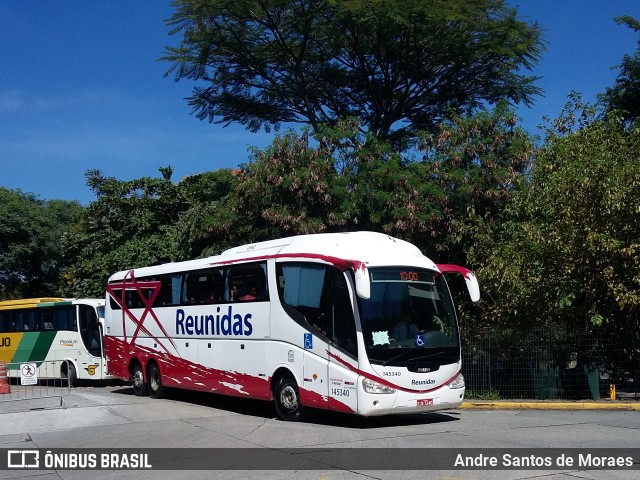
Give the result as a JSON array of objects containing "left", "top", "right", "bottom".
[{"left": 104, "top": 232, "right": 479, "bottom": 420}]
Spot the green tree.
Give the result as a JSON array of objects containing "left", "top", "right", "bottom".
[
  {"left": 188, "top": 106, "right": 534, "bottom": 265},
  {"left": 0, "top": 188, "right": 83, "bottom": 299},
  {"left": 174, "top": 169, "right": 240, "bottom": 258},
  {"left": 478, "top": 99, "right": 640, "bottom": 352},
  {"left": 163, "top": 0, "right": 543, "bottom": 142},
  {"left": 63, "top": 168, "right": 187, "bottom": 297},
  {"left": 600, "top": 16, "right": 640, "bottom": 121},
  {"left": 63, "top": 167, "right": 240, "bottom": 297},
  {"left": 184, "top": 127, "right": 352, "bottom": 250},
  {"left": 414, "top": 102, "right": 534, "bottom": 264}
]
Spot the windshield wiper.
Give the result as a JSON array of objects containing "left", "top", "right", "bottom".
[
  {"left": 407, "top": 350, "right": 445, "bottom": 362},
  {"left": 382, "top": 349, "right": 414, "bottom": 366}
]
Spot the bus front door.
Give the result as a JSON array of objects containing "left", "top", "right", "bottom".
[
  {"left": 302, "top": 335, "right": 329, "bottom": 410},
  {"left": 328, "top": 344, "right": 359, "bottom": 414}
]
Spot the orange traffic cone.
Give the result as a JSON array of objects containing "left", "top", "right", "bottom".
[{"left": 0, "top": 361, "right": 10, "bottom": 394}]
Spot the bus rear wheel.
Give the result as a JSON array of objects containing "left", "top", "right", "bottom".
[
  {"left": 131, "top": 363, "right": 148, "bottom": 396},
  {"left": 274, "top": 375, "right": 304, "bottom": 421},
  {"left": 147, "top": 364, "right": 164, "bottom": 399}
]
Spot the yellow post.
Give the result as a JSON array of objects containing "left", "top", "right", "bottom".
[{"left": 609, "top": 383, "right": 616, "bottom": 400}]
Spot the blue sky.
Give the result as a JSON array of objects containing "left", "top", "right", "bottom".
[{"left": 2, "top": 1, "right": 639, "bottom": 205}]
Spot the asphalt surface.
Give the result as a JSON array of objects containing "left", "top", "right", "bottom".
[{"left": 0, "top": 385, "right": 638, "bottom": 480}]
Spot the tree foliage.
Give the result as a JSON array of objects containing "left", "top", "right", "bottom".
[
  {"left": 183, "top": 104, "right": 534, "bottom": 270},
  {"left": 64, "top": 167, "right": 241, "bottom": 296},
  {"left": 477, "top": 98, "right": 640, "bottom": 352},
  {"left": 0, "top": 188, "right": 83, "bottom": 299},
  {"left": 415, "top": 102, "right": 533, "bottom": 263},
  {"left": 599, "top": 16, "right": 640, "bottom": 121},
  {"left": 62, "top": 169, "right": 181, "bottom": 297},
  {"left": 163, "top": 0, "right": 543, "bottom": 142}
]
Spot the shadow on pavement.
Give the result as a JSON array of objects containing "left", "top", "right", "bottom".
[{"left": 109, "top": 385, "right": 460, "bottom": 428}]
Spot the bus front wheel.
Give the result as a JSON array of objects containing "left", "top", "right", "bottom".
[
  {"left": 147, "top": 364, "right": 164, "bottom": 399},
  {"left": 274, "top": 376, "right": 304, "bottom": 421},
  {"left": 131, "top": 363, "right": 148, "bottom": 397},
  {"left": 63, "top": 362, "right": 77, "bottom": 388}
]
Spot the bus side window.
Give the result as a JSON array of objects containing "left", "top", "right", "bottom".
[
  {"left": 277, "top": 262, "right": 327, "bottom": 333},
  {"left": 55, "top": 306, "right": 76, "bottom": 331},
  {"left": 327, "top": 269, "right": 357, "bottom": 356},
  {"left": 227, "top": 262, "right": 268, "bottom": 303},
  {"left": 108, "top": 288, "right": 123, "bottom": 310},
  {"left": 181, "top": 269, "right": 224, "bottom": 305},
  {"left": 152, "top": 275, "right": 179, "bottom": 307},
  {"left": 19, "top": 310, "right": 37, "bottom": 331},
  {"left": 42, "top": 311, "right": 54, "bottom": 330},
  {"left": 183, "top": 273, "right": 197, "bottom": 304}
]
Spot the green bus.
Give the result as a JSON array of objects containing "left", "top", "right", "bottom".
[{"left": 0, "top": 298, "right": 112, "bottom": 385}]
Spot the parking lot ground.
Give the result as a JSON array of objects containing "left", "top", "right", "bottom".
[
  {"left": 461, "top": 399, "right": 640, "bottom": 410},
  {"left": 1, "top": 387, "right": 638, "bottom": 480}
]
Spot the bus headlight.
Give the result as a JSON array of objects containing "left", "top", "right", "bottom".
[
  {"left": 362, "top": 378, "right": 396, "bottom": 394},
  {"left": 448, "top": 373, "right": 465, "bottom": 389}
]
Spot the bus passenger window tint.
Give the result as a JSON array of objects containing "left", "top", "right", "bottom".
[
  {"left": 277, "top": 262, "right": 357, "bottom": 356},
  {"left": 227, "top": 262, "right": 268, "bottom": 303}
]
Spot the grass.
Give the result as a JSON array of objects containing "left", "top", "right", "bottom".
[{"left": 465, "top": 388, "right": 501, "bottom": 400}]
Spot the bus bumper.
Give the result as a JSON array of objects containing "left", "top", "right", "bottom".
[{"left": 356, "top": 383, "right": 465, "bottom": 416}]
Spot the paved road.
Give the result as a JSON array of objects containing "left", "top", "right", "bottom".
[{"left": 1, "top": 385, "right": 638, "bottom": 479}]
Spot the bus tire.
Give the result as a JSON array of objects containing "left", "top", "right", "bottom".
[
  {"left": 63, "top": 362, "right": 77, "bottom": 388},
  {"left": 131, "top": 363, "right": 148, "bottom": 397},
  {"left": 147, "top": 363, "right": 164, "bottom": 399},
  {"left": 273, "top": 375, "right": 304, "bottom": 421}
]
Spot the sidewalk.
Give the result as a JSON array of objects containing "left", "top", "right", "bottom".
[{"left": 461, "top": 399, "right": 640, "bottom": 410}]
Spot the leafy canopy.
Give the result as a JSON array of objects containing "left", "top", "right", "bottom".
[
  {"left": 163, "top": 0, "right": 543, "bottom": 142},
  {"left": 181, "top": 104, "right": 533, "bottom": 268},
  {"left": 599, "top": 16, "right": 640, "bottom": 122},
  {"left": 478, "top": 97, "right": 640, "bottom": 346},
  {"left": 0, "top": 188, "right": 83, "bottom": 298}
]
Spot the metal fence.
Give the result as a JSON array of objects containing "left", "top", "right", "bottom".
[
  {"left": 0, "top": 360, "right": 71, "bottom": 411},
  {"left": 462, "top": 329, "right": 639, "bottom": 400}
]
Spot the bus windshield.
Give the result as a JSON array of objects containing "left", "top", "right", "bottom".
[{"left": 358, "top": 267, "right": 460, "bottom": 366}]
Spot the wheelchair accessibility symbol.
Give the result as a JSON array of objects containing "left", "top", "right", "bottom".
[
  {"left": 304, "top": 333, "right": 313, "bottom": 349},
  {"left": 415, "top": 334, "right": 425, "bottom": 347}
]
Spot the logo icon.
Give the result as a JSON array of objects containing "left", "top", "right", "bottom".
[
  {"left": 415, "top": 333, "right": 425, "bottom": 347},
  {"left": 8, "top": 450, "right": 40, "bottom": 469}
]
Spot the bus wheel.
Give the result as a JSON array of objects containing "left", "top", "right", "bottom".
[
  {"left": 131, "top": 363, "right": 148, "bottom": 397},
  {"left": 63, "top": 362, "right": 77, "bottom": 388},
  {"left": 147, "top": 364, "right": 164, "bottom": 399},
  {"left": 274, "top": 375, "right": 304, "bottom": 421}
]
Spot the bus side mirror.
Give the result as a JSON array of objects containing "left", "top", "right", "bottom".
[
  {"left": 353, "top": 264, "right": 371, "bottom": 299},
  {"left": 436, "top": 264, "right": 480, "bottom": 302}
]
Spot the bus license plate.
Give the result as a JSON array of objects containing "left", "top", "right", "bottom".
[{"left": 417, "top": 399, "right": 433, "bottom": 406}]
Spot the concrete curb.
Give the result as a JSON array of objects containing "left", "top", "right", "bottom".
[{"left": 461, "top": 400, "right": 640, "bottom": 410}]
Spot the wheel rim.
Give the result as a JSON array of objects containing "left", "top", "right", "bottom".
[
  {"left": 133, "top": 370, "right": 144, "bottom": 389},
  {"left": 150, "top": 371, "right": 160, "bottom": 391},
  {"left": 280, "top": 384, "right": 298, "bottom": 411}
]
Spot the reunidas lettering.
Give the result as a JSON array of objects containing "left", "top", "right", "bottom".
[
  {"left": 411, "top": 379, "right": 436, "bottom": 386},
  {"left": 176, "top": 307, "right": 253, "bottom": 336}
]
